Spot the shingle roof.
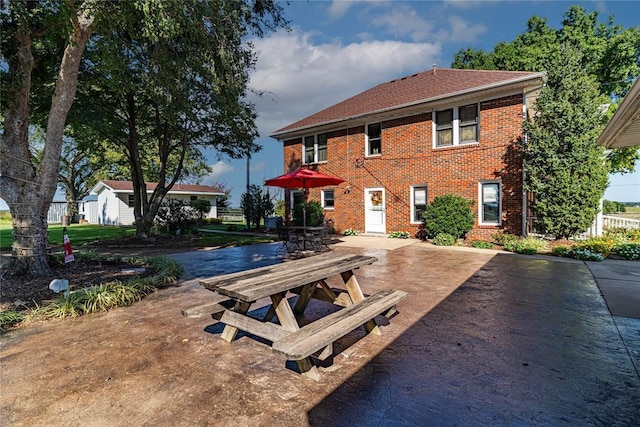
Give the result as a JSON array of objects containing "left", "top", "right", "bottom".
[
  {"left": 271, "top": 67, "right": 545, "bottom": 138},
  {"left": 95, "top": 180, "right": 224, "bottom": 195}
]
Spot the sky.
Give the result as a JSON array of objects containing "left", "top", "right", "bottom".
[{"left": 1, "top": 0, "right": 639, "bottom": 210}]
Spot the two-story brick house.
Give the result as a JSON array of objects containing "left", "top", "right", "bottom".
[{"left": 270, "top": 67, "right": 546, "bottom": 240}]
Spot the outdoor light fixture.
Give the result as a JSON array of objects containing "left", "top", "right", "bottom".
[{"left": 49, "top": 279, "right": 69, "bottom": 296}]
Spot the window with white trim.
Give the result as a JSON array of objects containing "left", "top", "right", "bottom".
[
  {"left": 434, "top": 103, "right": 479, "bottom": 147},
  {"left": 303, "top": 133, "right": 328, "bottom": 164},
  {"left": 322, "top": 189, "right": 334, "bottom": 209},
  {"left": 411, "top": 185, "right": 427, "bottom": 223},
  {"left": 367, "top": 123, "right": 382, "bottom": 156},
  {"left": 479, "top": 181, "right": 501, "bottom": 225},
  {"left": 127, "top": 194, "right": 135, "bottom": 208}
]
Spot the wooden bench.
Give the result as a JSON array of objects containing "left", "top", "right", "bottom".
[
  {"left": 272, "top": 289, "right": 407, "bottom": 378},
  {"left": 181, "top": 295, "right": 232, "bottom": 318}
]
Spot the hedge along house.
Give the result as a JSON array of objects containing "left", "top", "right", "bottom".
[
  {"left": 270, "top": 67, "right": 547, "bottom": 240},
  {"left": 90, "top": 180, "right": 224, "bottom": 226}
]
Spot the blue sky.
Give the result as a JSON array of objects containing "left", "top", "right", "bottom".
[{"left": 1, "top": 0, "right": 638, "bottom": 210}]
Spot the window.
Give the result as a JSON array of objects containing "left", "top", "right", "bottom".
[
  {"left": 322, "top": 189, "right": 335, "bottom": 209},
  {"left": 190, "top": 196, "right": 198, "bottom": 201},
  {"left": 479, "top": 181, "right": 501, "bottom": 225},
  {"left": 127, "top": 194, "right": 135, "bottom": 208},
  {"left": 303, "top": 133, "right": 328, "bottom": 164},
  {"left": 434, "top": 103, "right": 479, "bottom": 147},
  {"left": 367, "top": 123, "right": 382, "bottom": 156},
  {"left": 411, "top": 185, "right": 427, "bottom": 223}
]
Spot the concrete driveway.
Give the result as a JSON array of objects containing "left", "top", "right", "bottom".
[{"left": 1, "top": 240, "right": 638, "bottom": 426}]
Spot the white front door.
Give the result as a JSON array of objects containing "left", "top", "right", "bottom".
[{"left": 365, "top": 187, "right": 386, "bottom": 234}]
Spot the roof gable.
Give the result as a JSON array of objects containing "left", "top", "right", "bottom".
[{"left": 272, "top": 67, "right": 545, "bottom": 138}]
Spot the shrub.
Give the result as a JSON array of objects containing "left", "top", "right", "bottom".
[
  {"left": 155, "top": 198, "right": 200, "bottom": 234},
  {"left": 605, "top": 227, "right": 640, "bottom": 243},
  {"left": 503, "top": 236, "right": 549, "bottom": 255},
  {"left": 471, "top": 241, "right": 494, "bottom": 249},
  {"left": 422, "top": 194, "right": 474, "bottom": 239},
  {"left": 492, "top": 232, "right": 519, "bottom": 247},
  {"left": 293, "top": 200, "right": 324, "bottom": 226},
  {"left": 552, "top": 245, "right": 571, "bottom": 257},
  {"left": 343, "top": 228, "right": 359, "bottom": 236},
  {"left": 433, "top": 233, "right": 456, "bottom": 246},
  {"left": 388, "top": 231, "right": 410, "bottom": 239},
  {"left": 613, "top": 243, "right": 640, "bottom": 260},
  {"left": 570, "top": 248, "right": 605, "bottom": 261},
  {"left": 575, "top": 237, "right": 615, "bottom": 258}
]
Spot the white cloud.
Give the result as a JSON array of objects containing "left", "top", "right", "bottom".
[
  {"left": 370, "top": 4, "right": 435, "bottom": 42},
  {"left": 248, "top": 28, "right": 441, "bottom": 136},
  {"left": 327, "top": 0, "right": 353, "bottom": 19},
  {"left": 444, "top": 15, "right": 487, "bottom": 43},
  {"left": 202, "top": 161, "right": 234, "bottom": 185}
]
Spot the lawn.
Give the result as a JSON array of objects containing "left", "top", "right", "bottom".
[{"left": 0, "top": 221, "right": 275, "bottom": 251}]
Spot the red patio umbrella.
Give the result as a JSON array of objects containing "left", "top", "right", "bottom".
[{"left": 264, "top": 168, "right": 345, "bottom": 228}]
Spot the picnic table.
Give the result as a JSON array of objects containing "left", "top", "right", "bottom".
[{"left": 183, "top": 252, "right": 407, "bottom": 380}]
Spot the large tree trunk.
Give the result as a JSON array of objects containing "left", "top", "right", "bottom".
[{"left": 0, "top": 6, "right": 94, "bottom": 277}]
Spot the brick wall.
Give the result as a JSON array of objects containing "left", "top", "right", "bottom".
[{"left": 281, "top": 94, "right": 525, "bottom": 241}]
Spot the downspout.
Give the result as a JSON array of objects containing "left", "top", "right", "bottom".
[{"left": 521, "top": 99, "right": 528, "bottom": 237}]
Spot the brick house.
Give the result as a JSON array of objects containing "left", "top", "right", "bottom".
[{"left": 270, "top": 67, "right": 546, "bottom": 240}]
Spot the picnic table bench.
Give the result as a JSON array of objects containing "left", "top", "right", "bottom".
[{"left": 185, "top": 252, "right": 407, "bottom": 380}]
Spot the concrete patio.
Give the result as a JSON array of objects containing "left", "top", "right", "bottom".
[{"left": 1, "top": 238, "right": 638, "bottom": 426}]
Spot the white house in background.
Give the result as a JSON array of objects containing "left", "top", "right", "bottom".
[{"left": 90, "top": 180, "right": 224, "bottom": 226}]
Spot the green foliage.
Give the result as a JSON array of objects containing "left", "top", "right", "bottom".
[
  {"left": 613, "top": 243, "right": 640, "bottom": 260},
  {"left": 523, "top": 45, "right": 609, "bottom": 239},
  {"left": 552, "top": 245, "right": 571, "bottom": 257},
  {"left": 471, "top": 241, "right": 494, "bottom": 249},
  {"left": 492, "top": 232, "right": 519, "bottom": 246},
  {"left": 603, "top": 200, "right": 626, "bottom": 214},
  {"left": 293, "top": 200, "right": 324, "bottom": 227},
  {"left": 451, "top": 5, "right": 640, "bottom": 175},
  {"left": 570, "top": 248, "right": 605, "bottom": 261},
  {"left": 503, "top": 236, "right": 549, "bottom": 255},
  {"left": 190, "top": 199, "right": 211, "bottom": 225},
  {"left": 575, "top": 237, "right": 615, "bottom": 258},
  {"left": 274, "top": 200, "right": 286, "bottom": 217},
  {"left": 343, "top": 228, "right": 359, "bottom": 236},
  {"left": 388, "top": 231, "right": 410, "bottom": 239},
  {"left": 605, "top": 227, "right": 640, "bottom": 243},
  {"left": 240, "top": 184, "right": 275, "bottom": 228},
  {"left": 0, "top": 309, "right": 25, "bottom": 332},
  {"left": 432, "top": 233, "right": 456, "bottom": 246},
  {"left": 422, "top": 194, "right": 474, "bottom": 239}
]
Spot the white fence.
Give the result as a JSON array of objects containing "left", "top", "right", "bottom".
[
  {"left": 603, "top": 215, "right": 640, "bottom": 230},
  {"left": 47, "top": 201, "right": 98, "bottom": 224}
]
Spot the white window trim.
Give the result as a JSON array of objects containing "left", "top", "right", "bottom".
[
  {"left": 365, "top": 122, "right": 382, "bottom": 157},
  {"left": 302, "top": 134, "right": 328, "bottom": 165},
  {"left": 478, "top": 180, "right": 502, "bottom": 226},
  {"left": 432, "top": 103, "right": 480, "bottom": 148},
  {"left": 410, "top": 184, "right": 428, "bottom": 224},
  {"left": 321, "top": 189, "right": 335, "bottom": 210}
]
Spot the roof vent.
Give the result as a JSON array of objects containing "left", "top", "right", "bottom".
[{"left": 432, "top": 64, "right": 437, "bottom": 74}]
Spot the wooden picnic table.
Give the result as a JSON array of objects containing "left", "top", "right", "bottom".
[{"left": 186, "top": 252, "right": 407, "bottom": 380}]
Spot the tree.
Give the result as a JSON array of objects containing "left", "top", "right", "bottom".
[
  {"left": 73, "top": 0, "right": 286, "bottom": 239},
  {"left": 1, "top": 0, "right": 97, "bottom": 276},
  {"left": 523, "top": 45, "right": 609, "bottom": 239},
  {"left": 240, "top": 184, "right": 274, "bottom": 229},
  {"left": 452, "top": 5, "right": 640, "bottom": 173}
]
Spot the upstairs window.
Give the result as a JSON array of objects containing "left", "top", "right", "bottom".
[
  {"left": 127, "top": 194, "right": 135, "bottom": 208},
  {"left": 303, "top": 133, "right": 328, "bottom": 164},
  {"left": 367, "top": 123, "right": 382, "bottom": 156},
  {"left": 434, "top": 103, "right": 479, "bottom": 147}
]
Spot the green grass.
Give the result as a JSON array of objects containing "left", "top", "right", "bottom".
[{"left": 0, "top": 223, "right": 136, "bottom": 250}]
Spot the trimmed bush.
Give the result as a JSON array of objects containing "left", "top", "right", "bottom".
[
  {"left": 575, "top": 237, "right": 615, "bottom": 258},
  {"left": 570, "top": 248, "right": 605, "bottom": 261},
  {"left": 613, "top": 243, "right": 640, "bottom": 260},
  {"left": 552, "top": 245, "right": 571, "bottom": 257},
  {"left": 423, "top": 194, "right": 474, "bottom": 239},
  {"left": 433, "top": 233, "right": 456, "bottom": 246},
  {"left": 492, "top": 232, "right": 519, "bottom": 247},
  {"left": 503, "top": 236, "right": 549, "bottom": 255},
  {"left": 471, "top": 241, "right": 494, "bottom": 249}
]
